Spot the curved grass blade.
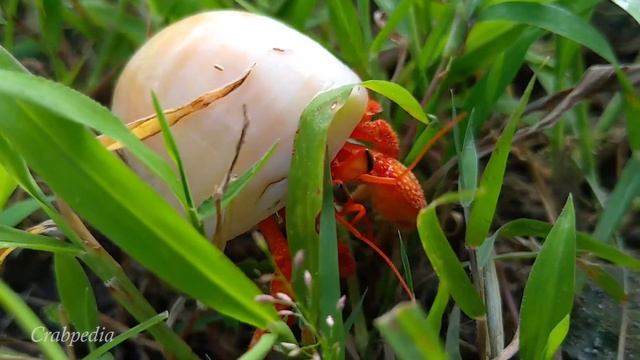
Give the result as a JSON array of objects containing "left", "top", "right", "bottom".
[
  {"left": 496, "top": 218, "right": 640, "bottom": 270},
  {"left": 54, "top": 254, "right": 98, "bottom": 347},
  {"left": 418, "top": 205, "right": 485, "bottom": 319},
  {"left": 375, "top": 302, "right": 447, "bottom": 360},
  {"left": 237, "top": 333, "right": 277, "bottom": 360},
  {"left": 520, "top": 196, "right": 576, "bottom": 360},
  {"left": 477, "top": 2, "right": 617, "bottom": 64},
  {"left": 0, "top": 99, "right": 280, "bottom": 330},
  {"left": 362, "top": 80, "right": 428, "bottom": 124},
  {"left": 286, "top": 84, "right": 357, "bottom": 307},
  {"left": 151, "top": 93, "right": 201, "bottom": 232},
  {"left": 0, "top": 225, "right": 82, "bottom": 255},
  {"left": 83, "top": 311, "right": 169, "bottom": 360},
  {"left": 0, "top": 279, "right": 67, "bottom": 360},
  {"left": 465, "top": 76, "right": 535, "bottom": 247},
  {"left": 426, "top": 281, "right": 449, "bottom": 333}
]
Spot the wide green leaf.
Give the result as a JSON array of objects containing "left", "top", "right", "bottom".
[
  {"left": 375, "top": 302, "right": 447, "bottom": 360},
  {"left": 520, "top": 196, "right": 576, "bottom": 360},
  {"left": 0, "top": 70, "right": 183, "bottom": 201},
  {"left": 477, "top": 2, "right": 617, "bottom": 64},
  {"left": 418, "top": 205, "right": 485, "bottom": 319},
  {"left": 0, "top": 99, "right": 280, "bottom": 330},
  {"left": 465, "top": 76, "right": 535, "bottom": 247}
]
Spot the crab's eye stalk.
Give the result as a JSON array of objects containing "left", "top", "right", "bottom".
[{"left": 111, "top": 10, "right": 367, "bottom": 244}]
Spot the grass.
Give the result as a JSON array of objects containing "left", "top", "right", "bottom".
[{"left": 0, "top": 0, "right": 639, "bottom": 359}]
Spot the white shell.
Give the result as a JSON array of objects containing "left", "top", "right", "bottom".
[{"left": 111, "top": 10, "right": 367, "bottom": 244}]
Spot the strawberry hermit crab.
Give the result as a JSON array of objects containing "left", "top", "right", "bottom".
[{"left": 110, "top": 10, "right": 452, "bottom": 340}]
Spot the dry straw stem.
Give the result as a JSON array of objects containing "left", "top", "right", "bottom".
[{"left": 99, "top": 67, "right": 252, "bottom": 150}]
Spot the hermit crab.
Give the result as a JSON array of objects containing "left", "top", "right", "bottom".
[{"left": 110, "top": 9, "right": 442, "bottom": 335}]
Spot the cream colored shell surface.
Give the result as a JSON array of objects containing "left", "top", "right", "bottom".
[{"left": 111, "top": 10, "right": 367, "bottom": 244}]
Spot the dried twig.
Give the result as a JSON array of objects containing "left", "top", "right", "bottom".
[{"left": 212, "top": 104, "right": 250, "bottom": 247}]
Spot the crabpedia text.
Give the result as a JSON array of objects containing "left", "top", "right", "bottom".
[{"left": 31, "top": 326, "right": 115, "bottom": 346}]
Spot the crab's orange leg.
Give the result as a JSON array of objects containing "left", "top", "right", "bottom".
[{"left": 336, "top": 214, "right": 415, "bottom": 301}]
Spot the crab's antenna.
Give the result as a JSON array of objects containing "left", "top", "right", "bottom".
[
  {"left": 336, "top": 215, "right": 415, "bottom": 301},
  {"left": 402, "top": 112, "right": 468, "bottom": 176}
]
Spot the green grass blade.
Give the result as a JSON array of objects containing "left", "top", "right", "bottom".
[
  {"left": 458, "top": 113, "right": 478, "bottom": 207},
  {"left": 519, "top": 196, "right": 576, "bottom": 360},
  {"left": 151, "top": 93, "right": 202, "bottom": 231},
  {"left": 198, "top": 142, "right": 278, "bottom": 221},
  {"left": 578, "top": 261, "right": 626, "bottom": 302},
  {"left": 0, "top": 121, "right": 200, "bottom": 359},
  {"left": 237, "top": 333, "right": 277, "bottom": 360},
  {"left": 496, "top": 218, "right": 640, "bottom": 270},
  {"left": 369, "top": 0, "right": 412, "bottom": 55},
  {"left": 0, "top": 225, "right": 82, "bottom": 255},
  {"left": 54, "top": 254, "right": 98, "bottom": 342},
  {"left": 83, "top": 311, "right": 169, "bottom": 360},
  {"left": 425, "top": 281, "right": 449, "bottom": 333},
  {"left": 545, "top": 314, "right": 570, "bottom": 360},
  {"left": 417, "top": 206, "right": 485, "bottom": 319},
  {"left": 0, "top": 70, "right": 183, "bottom": 201},
  {"left": 0, "top": 198, "right": 53, "bottom": 227},
  {"left": 617, "top": 71, "right": 640, "bottom": 151},
  {"left": 463, "top": 28, "right": 541, "bottom": 129},
  {"left": 465, "top": 76, "right": 535, "bottom": 247},
  {"left": 279, "top": 0, "right": 317, "bottom": 29},
  {"left": 0, "top": 279, "right": 67, "bottom": 360},
  {"left": 362, "top": 80, "right": 428, "bottom": 124},
  {"left": 477, "top": 2, "right": 617, "bottom": 64},
  {"left": 593, "top": 153, "right": 640, "bottom": 242},
  {"left": 318, "top": 158, "right": 345, "bottom": 359},
  {"left": 0, "top": 99, "right": 280, "bottom": 329},
  {"left": 374, "top": 302, "right": 447, "bottom": 360},
  {"left": 326, "top": 0, "right": 368, "bottom": 74}
]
